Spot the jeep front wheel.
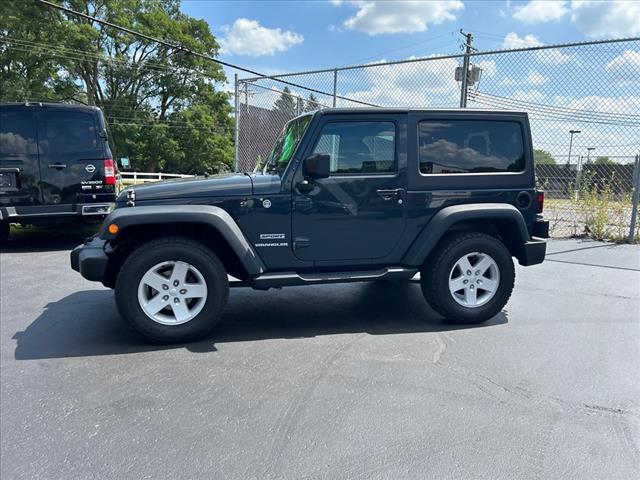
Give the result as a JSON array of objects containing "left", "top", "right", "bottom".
[
  {"left": 420, "top": 232, "right": 515, "bottom": 324},
  {"left": 115, "top": 237, "right": 229, "bottom": 343}
]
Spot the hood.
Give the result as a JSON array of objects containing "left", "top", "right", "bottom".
[{"left": 118, "top": 173, "right": 253, "bottom": 203}]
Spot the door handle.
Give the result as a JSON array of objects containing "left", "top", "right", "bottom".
[
  {"left": 376, "top": 188, "right": 403, "bottom": 200},
  {"left": 48, "top": 164, "right": 67, "bottom": 170}
]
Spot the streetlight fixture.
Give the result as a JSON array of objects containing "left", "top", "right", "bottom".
[{"left": 567, "top": 129, "right": 581, "bottom": 167}]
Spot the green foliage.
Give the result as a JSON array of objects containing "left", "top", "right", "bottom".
[
  {"left": 578, "top": 173, "right": 631, "bottom": 241},
  {"left": 533, "top": 149, "right": 556, "bottom": 165},
  {"left": 0, "top": 0, "right": 234, "bottom": 174},
  {"left": 273, "top": 86, "right": 296, "bottom": 117},
  {"left": 304, "top": 93, "right": 320, "bottom": 112},
  {"left": 592, "top": 156, "right": 614, "bottom": 165}
]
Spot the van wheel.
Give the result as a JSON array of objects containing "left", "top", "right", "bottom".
[
  {"left": 115, "top": 237, "right": 228, "bottom": 344},
  {"left": 420, "top": 232, "right": 514, "bottom": 324},
  {"left": 0, "top": 221, "right": 9, "bottom": 243}
]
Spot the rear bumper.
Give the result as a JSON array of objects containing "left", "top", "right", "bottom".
[
  {"left": 519, "top": 237, "right": 547, "bottom": 266},
  {"left": 70, "top": 236, "right": 109, "bottom": 281},
  {"left": 0, "top": 199, "right": 115, "bottom": 222}
]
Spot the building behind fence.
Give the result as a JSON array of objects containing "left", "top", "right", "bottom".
[{"left": 234, "top": 37, "right": 640, "bottom": 240}]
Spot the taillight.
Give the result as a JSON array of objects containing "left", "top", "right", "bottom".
[
  {"left": 536, "top": 191, "right": 544, "bottom": 213},
  {"left": 104, "top": 158, "right": 116, "bottom": 185}
]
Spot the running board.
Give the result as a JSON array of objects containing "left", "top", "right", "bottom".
[{"left": 247, "top": 267, "right": 418, "bottom": 290}]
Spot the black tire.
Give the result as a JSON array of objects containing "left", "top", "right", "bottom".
[
  {"left": 0, "top": 221, "right": 9, "bottom": 244},
  {"left": 115, "top": 236, "right": 229, "bottom": 344},
  {"left": 420, "top": 232, "right": 515, "bottom": 325}
]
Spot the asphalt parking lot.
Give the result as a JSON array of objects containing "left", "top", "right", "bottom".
[{"left": 1, "top": 234, "right": 639, "bottom": 479}]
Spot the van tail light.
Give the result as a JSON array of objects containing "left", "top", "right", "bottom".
[
  {"left": 104, "top": 158, "right": 116, "bottom": 185},
  {"left": 536, "top": 191, "right": 544, "bottom": 214}
]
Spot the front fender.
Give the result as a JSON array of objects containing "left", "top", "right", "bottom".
[
  {"left": 99, "top": 205, "right": 266, "bottom": 275},
  {"left": 402, "top": 203, "right": 530, "bottom": 266}
]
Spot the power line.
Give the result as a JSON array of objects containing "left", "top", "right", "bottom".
[{"left": 36, "top": 0, "right": 378, "bottom": 107}]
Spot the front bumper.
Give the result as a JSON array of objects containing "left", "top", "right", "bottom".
[
  {"left": 70, "top": 236, "right": 109, "bottom": 281},
  {"left": 519, "top": 237, "right": 547, "bottom": 266}
]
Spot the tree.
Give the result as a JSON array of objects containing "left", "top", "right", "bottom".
[
  {"left": 593, "top": 156, "right": 614, "bottom": 165},
  {"left": 304, "top": 93, "right": 320, "bottom": 112},
  {"left": 533, "top": 149, "right": 557, "bottom": 165},
  {"left": 273, "top": 86, "right": 296, "bottom": 118},
  {"left": 0, "top": 0, "right": 234, "bottom": 173}
]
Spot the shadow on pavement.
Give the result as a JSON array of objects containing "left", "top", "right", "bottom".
[
  {"left": 1, "top": 225, "right": 98, "bottom": 253},
  {"left": 13, "top": 282, "right": 507, "bottom": 360}
]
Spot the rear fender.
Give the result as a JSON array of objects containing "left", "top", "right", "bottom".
[{"left": 402, "top": 203, "right": 530, "bottom": 266}]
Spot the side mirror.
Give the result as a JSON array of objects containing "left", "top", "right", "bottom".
[{"left": 303, "top": 154, "right": 330, "bottom": 179}]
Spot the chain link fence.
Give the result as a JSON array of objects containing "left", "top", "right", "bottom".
[{"left": 235, "top": 37, "right": 640, "bottom": 240}]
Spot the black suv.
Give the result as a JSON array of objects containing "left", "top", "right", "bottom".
[
  {"left": 71, "top": 108, "right": 548, "bottom": 343},
  {"left": 0, "top": 103, "right": 117, "bottom": 241}
]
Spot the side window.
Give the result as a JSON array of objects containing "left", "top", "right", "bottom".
[
  {"left": 40, "top": 111, "right": 98, "bottom": 155},
  {"left": 0, "top": 110, "right": 37, "bottom": 156},
  {"left": 418, "top": 120, "right": 525, "bottom": 174},
  {"left": 312, "top": 121, "right": 396, "bottom": 174}
]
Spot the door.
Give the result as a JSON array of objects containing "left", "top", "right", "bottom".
[
  {"left": 37, "top": 109, "right": 105, "bottom": 208},
  {"left": 292, "top": 118, "right": 407, "bottom": 262},
  {"left": 0, "top": 106, "right": 41, "bottom": 207}
]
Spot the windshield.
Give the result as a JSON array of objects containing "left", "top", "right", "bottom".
[{"left": 262, "top": 115, "right": 312, "bottom": 175}]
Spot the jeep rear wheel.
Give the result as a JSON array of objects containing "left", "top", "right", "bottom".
[
  {"left": 115, "top": 237, "right": 228, "bottom": 343},
  {"left": 420, "top": 232, "right": 515, "bottom": 324}
]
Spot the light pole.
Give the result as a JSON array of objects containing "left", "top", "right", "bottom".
[
  {"left": 575, "top": 147, "right": 594, "bottom": 200},
  {"left": 567, "top": 129, "right": 581, "bottom": 167}
]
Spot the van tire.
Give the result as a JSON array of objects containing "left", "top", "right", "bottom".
[
  {"left": 420, "top": 232, "right": 514, "bottom": 325},
  {"left": 0, "top": 221, "right": 9, "bottom": 243},
  {"left": 115, "top": 236, "right": 229, "bottom": 344}
]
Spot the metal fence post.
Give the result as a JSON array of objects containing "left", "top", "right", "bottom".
[
  {"left": 233, "top": 74, "right": 240, "bottom": 173},
  {"left": 332, "top": 69, "right": 338, "bottom": 107},
  {"left": 628, "top": 154, "right": 640, "bottom": 243}
]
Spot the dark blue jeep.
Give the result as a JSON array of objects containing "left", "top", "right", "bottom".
[{"left": 71, "top": 108, "right": 548, "bottom": 343}]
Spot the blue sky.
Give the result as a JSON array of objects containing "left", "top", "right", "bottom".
[
  {"left": 181, "top": 0, "right": 639, "bottom": 73},
  {"left": 180, "top": 1, "right": 640, "bottom": 159}
]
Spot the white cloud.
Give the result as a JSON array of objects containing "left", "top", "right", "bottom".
[
  {"left": 527, "top": 70, "right": 549, "bottom": 85},
  {"left": 220, "top": 18, "right": 303, "bottom": 56},
  {"left": 340, "top": 55, "right": 461, "bottom": 106},
  {"left": 535, "top": 48, "right": 570, "bottom": 64},
  {"left": 513, "top": 0, "right": 568, "bottom": 23},
  {"left": 513, "top": 0, "right": 569, "bottom": 23},
  {"left": 502, "top": 32, "right": 543, "bottom": 49},
  {"left": 605, "top": 50, "right": 640, "bottom": 85},
  {"left": 500, "top": 71, "right": 549, "bottom": 87},
  {"left": 476, "top": 60, "right": 497, "bottom": 77},
  {"left": 571, "top": 0, "right": 640, "bottom": 38},
  {"left": 335, "top": 0, "right": 464, "bottom": 35},
  {"left": 563, "top": 94, "right": 640, "bottom": 115},
  {"left": 512, "top": 90, "right": 546, "bottom": 102}
]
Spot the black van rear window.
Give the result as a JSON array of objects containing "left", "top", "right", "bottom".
[
  {"left": 41, "top": 111, "right": 98, "bottom": 154},
  {"left": 418, "top": 120, "right": 525, "bottom": 174},
  {"left": 0, "top": 110, "right": 37, "bottom": 155}
]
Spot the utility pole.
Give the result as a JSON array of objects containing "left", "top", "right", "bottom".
[{"left": 459, "top": 30, "right": 473, "bottom": 108}]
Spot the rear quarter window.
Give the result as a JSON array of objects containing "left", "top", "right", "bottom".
[
  {"left": 40, "top": 111, "right": 98, "bottom": 154},
  {"left": 418, "top": 120, "right": 525, "bottom": 174}
]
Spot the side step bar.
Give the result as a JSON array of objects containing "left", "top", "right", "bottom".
[{"left": 243, "top": 267, "right": 418, "bottom": 290}]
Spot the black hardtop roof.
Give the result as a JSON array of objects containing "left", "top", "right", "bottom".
[
  {"left": 0, "top": 102, "right": 101, "bottom": 114},
  {"left": 314, "top": 107, "right": 527, "bottom": 116}
]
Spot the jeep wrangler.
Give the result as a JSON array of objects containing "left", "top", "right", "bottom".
[{"left": 71, "top": 108, "right": 548, "bottom": 343}]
